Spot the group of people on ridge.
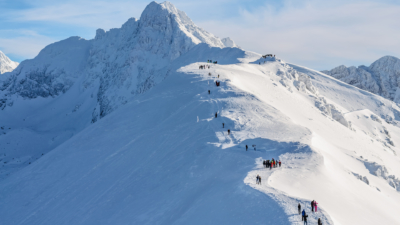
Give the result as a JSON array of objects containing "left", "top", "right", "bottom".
[
  {"left": 263, "top": 158, "right": 281, "bottom": 169},
  {"left": 199, "top": 65, "right": 210, "bottom": 69},
  {"left": 298, "top": 202, "right": 322, "bottom": 225},
  {"left": 207, "top": 59, "right": 217, "bottom": 64}
]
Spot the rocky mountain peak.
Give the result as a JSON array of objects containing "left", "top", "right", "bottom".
[{"left": 0, "top": 51, "right": 19, "bottom": 74}]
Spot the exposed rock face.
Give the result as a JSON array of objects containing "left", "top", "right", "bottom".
[
  {"left": 322, "top": 56, "right": 400, "bottom": 103},
  {"left": 0, "top": 51, "right": 19, "bottom": 74}
]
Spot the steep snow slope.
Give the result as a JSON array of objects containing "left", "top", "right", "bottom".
[
  {"left": 1, "top": 1, "right": 400, "bottom": 225},
  {"left": 0, "top": 51, "right": 19, "bottom": 74},
  {"left": 1, "top": 45, "right": 400, "bottom": 225},
  {"left": 322, "top": 56, "right": 400, "bottom": 103},
  {"left": 0, "top": 1, "right": 227, "bottom": 179}
]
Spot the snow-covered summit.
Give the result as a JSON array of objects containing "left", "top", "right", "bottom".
[
  {"left": 1, "top": 2, "right": 400, "bottom": 225},
  {"left": 322, "top": 55, "right": 400, "bottom": 103},
  {"left": 0, "top": 1, "right": 245, "bottom": 179},
  {"left": 140, "top": 1, "right": 225, "bottom": 49},
  {"left": 0, "top": 1, "right": 228, "bottom": 118},
  {"left": 221, "top": 37, "right": 240, "bottom": 48},
  {"left": 0, "top": 51, "right": 19, "bottom": 74}
]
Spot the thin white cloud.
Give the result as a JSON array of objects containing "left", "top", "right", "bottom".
[
  {"left": 2, "top": 1, "right": 147, "bottom": 30},
  {"left": 1, "top": 0, "right": 400, "bottom": 69},
  {"left": 0, "top": 30, "right": 56, "bottom": 60},
  {"left": 198, "top": 0, "right": 400, "bottom": 70}
]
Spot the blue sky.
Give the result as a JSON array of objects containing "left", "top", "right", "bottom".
[{"left": 1, "top": 0, "right": 399, "bottom": 70}]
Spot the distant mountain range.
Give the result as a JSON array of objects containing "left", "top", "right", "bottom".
[{"left": 322, "top": 56, "right": 400, "bottom": 103}]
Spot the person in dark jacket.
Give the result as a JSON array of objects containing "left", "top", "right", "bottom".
[
  {"left": 208, "top": 90, "right": 210, "bottom": 94},
  {"left": 302, "top": 209, "right": 305, "bottom": 221},
  {"left": 246, "top": 145, "right": 248, "bottom": 151},
  {"left": 318, "top": 218, "right": 322, "bottom": 225},
  {"left": 311, "top": 200, "right": 314, "bottom": 212},
  {"left": 298, "top": 203, "right": 301, "bottom": 214},
  {"left": 222, "top": 123, "right": 224, "bottom": 128},
  {"left": 303, "top": 213, "right": 308, "bottom": 225},
  {"left": 215, "top": 112, "right": 217, "bottom": 118},
  {"left": 227, "top": 129, "right": 230, "bottom": 135}
]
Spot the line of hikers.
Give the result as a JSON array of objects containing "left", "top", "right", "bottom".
[
  {"left": 207, "top": 60, "right": 218, "bottom": 64},
  {"left": 199, "top": 65, "right": 210, "bottom": 69},
  {"left": 262, "top": 54, "right": 275, "bottom": 58},
  {"left": 298, "top": 201, "right": 322, "bottom": 225},
  {"left": 263, "top": 158, "right": 281, "bottom": 169},
  {"left": 206, "top": 59, "right": 324, "bottom": 225},
  {"left": 205, "top": 65, "right": 228, "bottom": 138}
]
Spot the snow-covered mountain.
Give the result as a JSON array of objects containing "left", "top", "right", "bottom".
[
  {"left": 0, "top": 51, "right": 19, "bottom": 74},
  {"left": 322, "top": 56, "right": 400, "bottom": 103},
  {"left": 0, "top": 1, "right": 230, "bottom": 179},
  {"left": 221, "top": 37, "right": 240, "bottom": 48},
  {"left": 0, "top": 2, "right": 400, "bottom": 225}
]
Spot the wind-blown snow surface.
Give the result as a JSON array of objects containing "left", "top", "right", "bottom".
[
  {"left": 322, "top": 56, "right": 400, "bottom": 103},
  {"left": 1, "top": 47, "right": 400, "bottom": 224},
  {"left": 0, "top": 51, "right": 19, "bottom": 74},
  {"left": 1, "top": 2, "right": 400, "bottom": 225}
]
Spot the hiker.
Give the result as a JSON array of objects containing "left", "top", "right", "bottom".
[
  {"left": 303, "top": 213, "right": 308, "bottom": 225},
  {"left": 208, "top": 90, "right": 210, "bottom": 94},
  {"left": 256, "top": 175, "right": 260, "bottom": 184},
  {"left": 314, "top": 201, "right": 318, "bottom": 212},
  {"left": 209, "top": 72, "right": 211, "bottom": 76},
  {"left": 259, "top": 176, "right": 262, "bottom": 184},
  {"left": 246, "top": 145, "right": 248, "bottom": 151},
  {"left": 263, "top": 160, "right": 266, "bottom": 168},
  {"left": 228, "top": 129, "right": 230, "bottom": 135},
  {"left": 215, "top": 112, "right": 217, "bottom": 118},
  {"left": 302, "top": 209, "right": 305, "bottom": 221},
  {"left": 279, "top": 160, "right": 281, "bottom": 167},
  {"left": 311, "top": 200, "right": 314, "bottom": 212},
  {"left": 298, "top": 203, "right": 301, "bottom": 214},
  {"left": 222, "top": 123, "right": 224, "bottom": 128},
  {"left": 266, "top": 160, "right": 270, "bottom": 168},
  {"left": 318, "top": 218, "right": 322, "bottom": 225}
]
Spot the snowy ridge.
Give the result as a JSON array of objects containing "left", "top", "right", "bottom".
[
  {"left": 0, "top": 1, "right": 227, "bottom": 179},
  {"left": 0, "top": 1, "right": 400, "bottom": 225},
  {"left": 0, "top": 51, "right": 19, "bottom": 74},
  {"left": 322, "top": 56, "right": 400, "bottom": 103}
]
